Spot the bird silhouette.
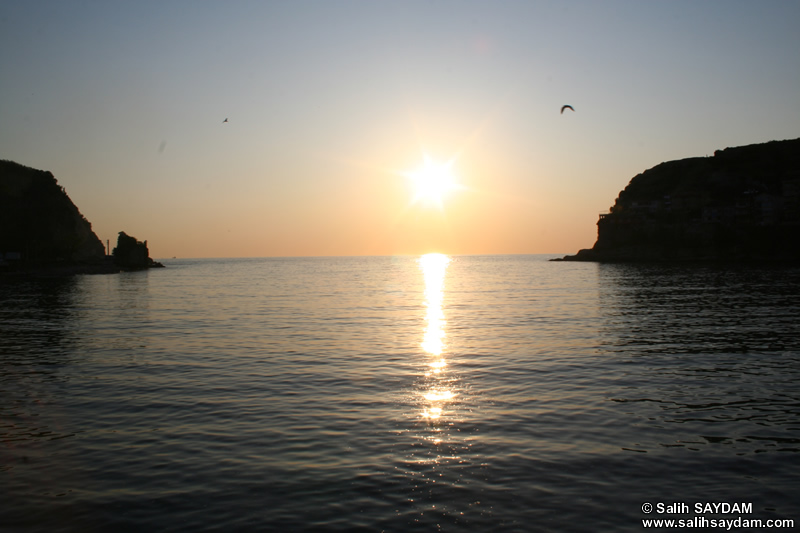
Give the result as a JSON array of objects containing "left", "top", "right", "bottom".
[
  {"left": 222, "top": 118, "right": 228, "bottom": 123},
  {"left": 560, "top": 105, "right": 574, "bottom": 114}
]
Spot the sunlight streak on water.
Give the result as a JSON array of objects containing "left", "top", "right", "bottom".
[
  {"left": 428, "top": 359, "right": 446, "bottom": 373},
  {"left": 417, "top": 253, "right": 457, "bottom": 432},
  {"left": 419, "top": 253, "right": 449, "bottom": 357}
]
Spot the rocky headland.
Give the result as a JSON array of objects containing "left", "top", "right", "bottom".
[
  {"left": 555, "top": 138, "right": 800, "bottom": 262},
  {"left": 0, "top": 160, "right": 162, "bottom": 275}
]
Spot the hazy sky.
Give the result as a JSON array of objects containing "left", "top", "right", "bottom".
[{"left": 2, "top": 1, "right": 798, "bottom": 258}]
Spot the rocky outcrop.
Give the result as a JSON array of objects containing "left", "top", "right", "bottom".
[
  {"left": 0, "top": 160, "right": 105, "bottom": 264},
  {"left": 555, "top": 138, "right": 800, "bottom": 262},
  {"left": 0, "top": 160, "right": 164, "bottom": 275},
  {"left": 112, "top": 232, "right": 163, "bottom": 270}
]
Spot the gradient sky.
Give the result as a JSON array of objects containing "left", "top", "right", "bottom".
[{"left": 2, "top": 1, "right": 798, "bottom": 258}]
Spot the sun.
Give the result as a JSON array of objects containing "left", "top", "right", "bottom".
[{"left": 405, "top": 155, "right": 459, "bottom": 208}]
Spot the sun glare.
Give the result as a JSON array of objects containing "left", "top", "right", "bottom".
[{"left": 406, "top": 155, "right": 459, "bottom": 208}]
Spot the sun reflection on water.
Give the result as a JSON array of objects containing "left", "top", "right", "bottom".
[
  {"left": 424, "top": 390, "right": 454, "bottom": 402},
  {"left": 418, "top": 253, "right": 453, "bottom": 423},
  {"left": 419, "top": 253, "right": 449, "bottom": 357},
  {"left": 428, "top": 359, "right": 446, "bottom": 373}
]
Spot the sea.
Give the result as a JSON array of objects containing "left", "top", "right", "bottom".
[{"left": 1, "top": 255, "right": 799, "bottom": 532}]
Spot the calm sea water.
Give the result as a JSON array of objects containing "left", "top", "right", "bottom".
[{"left": 2, "top": 255, "right": 799, "bottom": 532}]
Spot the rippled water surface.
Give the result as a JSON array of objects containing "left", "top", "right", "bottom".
[{"left": 2, "top": 256, "right": 799, "bottom": 531}]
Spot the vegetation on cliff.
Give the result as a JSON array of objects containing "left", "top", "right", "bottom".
[{"left": 557, "top": 138, "right": 800, "bottom": 262}]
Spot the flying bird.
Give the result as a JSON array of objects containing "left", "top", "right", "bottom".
[
  {"left": 222, "top": 118, "right": 228, "bottom": 123},
  {"left": 560, "top": 105, "right": 574, "bottom": 114}
]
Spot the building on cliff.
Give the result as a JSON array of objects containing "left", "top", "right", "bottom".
[{"left": 557, "top": 138, "right": 800, "bottom": 262}]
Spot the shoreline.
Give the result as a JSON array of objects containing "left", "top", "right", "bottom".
[
  {"left": 551, "top": 248, "right": 800, "bottom": 264},
  {"left": 0, "top": 256, "right": 164, "bottom": 279}
]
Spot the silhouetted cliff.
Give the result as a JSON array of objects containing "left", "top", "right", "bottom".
[
  {"left": 556, "top": 138, "right": 800, "bottom": 262},
  {"left": 0, "top": 160, "right": 105, "bottom": 265},
  {"left": 0, "top": 160, "right": 162, "bottom": 274}
]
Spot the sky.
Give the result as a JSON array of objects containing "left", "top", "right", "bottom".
[{"left": 1, "top": 0, "right": 798, "bottom": 258}]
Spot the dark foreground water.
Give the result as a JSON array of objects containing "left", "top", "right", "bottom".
[{"left": 2, "top": 255, "right": 799, "bottom": 531}]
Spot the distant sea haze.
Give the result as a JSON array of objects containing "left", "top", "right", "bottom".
[{"left": 2, "top": 255, "right": 798, "bottom": 531}]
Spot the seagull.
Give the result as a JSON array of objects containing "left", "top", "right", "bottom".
[
  {"left": 222, "top": 118, "right": 228, "bottom": 123},
  {"left": 560, "top": 105, "right": 574, "bottom": 114}
]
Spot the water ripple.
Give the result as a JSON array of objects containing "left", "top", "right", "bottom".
[{"left": 1, "top": 257, "right": 799, "bottom": 531}]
